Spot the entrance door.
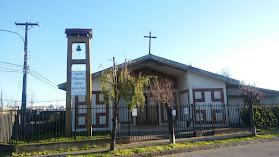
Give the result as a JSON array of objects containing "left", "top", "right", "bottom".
[{"left": 136, "top": 96, "right": 159, "bottom": 125}]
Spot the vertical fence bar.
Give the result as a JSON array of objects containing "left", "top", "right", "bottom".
[
  {"left": 55, "top": 108, "right": 57, "bottom": 142},
  {"left": 210, "top": 103, "right": 213, "bottom": 130},
  {"left": 198, "top": 103, "right": 202, "bottom": 131},
  {"left": 228, "top": 104, "right": 231, "bottom": 128},
  {"left": 38, "top": 109, "right": 41, "bottom": 143},
  {"left": 75, "top": 106, "right": 77, "bottom": 142},
  {"left": 16, "top": 108, "right": 19, "bottom": 145},
  {"left": 191, "top": 104, "right": 195, "bottom": 134},
  {"left": 240, "top": 104, "right": 242, "bottom": 126},
  {"left": 47, "top": 109, "right": 50, "bottom": 141}
]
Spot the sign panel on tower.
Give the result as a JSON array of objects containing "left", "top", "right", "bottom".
[{"left": 71, "top": 71, "right": 86, "bottom": 96}]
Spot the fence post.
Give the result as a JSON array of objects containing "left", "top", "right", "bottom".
[
  {"left": 227, "top": 104, "right": 230, "bottom": 128},
  {"left": 210, "top": 104, "right": 213, "bottom": 130},
  {"left": 16, "top": 108, "right": 19, "bottom": 145},
  {"left": 198, "top": 103, "right": 202, "bottom": 131},
  {"left": 75, "top": 107, "right": 77, "bottom": 142},
  {"left": 191, "top": 104, "right": 195, "bottom": 133},
  {"left": 238, "top": 104, "right": 240, "bottom": 127},
  {"left": 128, "top": 109, "right": 131, "bottom": 137}
]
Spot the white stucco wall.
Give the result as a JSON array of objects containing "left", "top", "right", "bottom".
[
  {"left": 260, "top": 96, "right": 279, "bottom": 104},
  {"left": 92, "top": 76, "right": 101, "bottom": 91},
  {"left": 187, "top": 71, "right": 227, "bottom": 104},
  {"left": 227, "top": 96, "right": 244, "bottom": 104},
  {"left": 187, "top": 71, "right": 228, "bottom": 127},
  {"left": 272, "top": 96, "right": 279, "bottom": 103},
  {"left": 187, "top": 71, "right": 226, "bottom": 89},
  {"left": 178, "top": 72, "right": 189, "bottom": 105},
  {"left": 178, "top": 72, "right": 188, "bottom": 91}
]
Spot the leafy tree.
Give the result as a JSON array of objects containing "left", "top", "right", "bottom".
[
  {"left": 149, "top": 77, "right": 176, "bottom": 143},
  {"left": 101, "top": 57, "right": 150, "bottom": 151},
  {"left": 239, "top": 84, "right": 264, "bottom": 136}
]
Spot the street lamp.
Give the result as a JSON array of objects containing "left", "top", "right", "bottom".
[{"left": 0, "top": 29, "right": 24, "bottom": 43}]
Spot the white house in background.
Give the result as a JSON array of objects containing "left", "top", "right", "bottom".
[{"left": 58, "top": 54, "right": 279, "bottom": 131}]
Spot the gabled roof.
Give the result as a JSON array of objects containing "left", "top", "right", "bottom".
[
  {"left": 227, "top": 84, "right": 279, "bottom": 96},
  {"left": 58, "top": 54, "right": 240, "bottom": 90},
  {"left": 93, "top": 54, "right": 240, "bottom": 83}
]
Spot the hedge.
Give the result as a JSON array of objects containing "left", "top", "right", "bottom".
[{"left": 240, "top": 105, "right": 279, "bottom": 128}]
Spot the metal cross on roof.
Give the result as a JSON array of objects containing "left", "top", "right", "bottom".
[{"left": 144, "top": 31, "right": 156, "bottom": 55}]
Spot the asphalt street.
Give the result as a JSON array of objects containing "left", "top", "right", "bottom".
[{"left": 162, "top": 141, "right": 279, "bottom": 157}]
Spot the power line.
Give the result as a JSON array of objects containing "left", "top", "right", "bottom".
[
  {"left": 0, "top": 65, "right": 22, "bottom": 73},
  {"left": 0, "top": 61, "right": 23, "bottom": 66},
  {"left": 2, "top": 99, "right": 65, "bottom": 103},
  {"left": 29, "top": 73, "right": 64, "bottom": 95},
  {"left": 0, "top": 70, "right": 22, "bottom": 73},
  {"left": 30, "top": 73, "right": 58, "bottom": 88},
  {"left": 30, "top": 70, "right": 58, "bottom": 85},
  {"left": 30, "top": 72, "right": 57, "bottom": 87},
  {"left": 0, "top": 66, "right": 22, "bottom": 71}
]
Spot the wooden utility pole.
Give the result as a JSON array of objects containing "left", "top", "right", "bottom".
[
  {"left": 65, "top": 29, "right": 93, "bottom": 137},
  {"left": 15, "top": 22, "right": 40, "bottom": 129}
]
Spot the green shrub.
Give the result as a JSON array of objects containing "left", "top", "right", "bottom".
[
  {"left": 240, "top": 105, "right": 279, "bottom": 128},
  {"left": 272, "top": 106, "right": 279, "bottom": 120}
]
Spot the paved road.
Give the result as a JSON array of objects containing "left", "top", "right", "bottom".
[{"left": 163, "top": 141, "right": 279, "bottom": 157}]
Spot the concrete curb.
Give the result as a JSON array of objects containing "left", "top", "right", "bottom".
[{"left": 125, "top": 137, "right": 279, "bottom": 157}]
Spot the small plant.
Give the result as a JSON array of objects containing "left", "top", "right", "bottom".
[{"left": 266, "top": 127, "right": 277, "bottom": 131}]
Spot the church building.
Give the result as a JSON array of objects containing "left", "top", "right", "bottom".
[{"left": 58, "top": 54, "right": 279, "bottom": 132}]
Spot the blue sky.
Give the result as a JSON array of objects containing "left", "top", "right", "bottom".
[{"left": 1, "top": 0, "right": 279, "bottom": 107}]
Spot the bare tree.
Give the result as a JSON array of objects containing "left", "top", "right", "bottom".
[
  {"left": 150, "top": 77, "right": 175, "bottom": 143},
  {"left": 217, "top": 68, "right": 231, "bottom": 78}
]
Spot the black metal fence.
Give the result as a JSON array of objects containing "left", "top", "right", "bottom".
[{"left": 0, "top": 103, "right": 276, "bottom": 145}]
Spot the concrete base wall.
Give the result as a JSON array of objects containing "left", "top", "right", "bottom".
[{"left": 0, "top": 136, "right": 130, "bottom": 154}]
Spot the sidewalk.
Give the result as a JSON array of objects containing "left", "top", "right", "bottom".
[{"left": 37, "top": 130, "right": 279, "bottom": 157}]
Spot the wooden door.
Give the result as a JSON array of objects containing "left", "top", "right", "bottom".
[{"left": 136, "top": 96, "right": 159, "bottom": 125}]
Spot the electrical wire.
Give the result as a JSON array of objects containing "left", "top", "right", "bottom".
[
  {"left": 30, "top": 72, "right": 58, "bottom": 88},
  {"left": 30, "top": 70, "right": 58, "bottom": 86},
  {"left": 2, "top": 99, "right": 65, "bottom": 103},
  {"left": 0, "top": 61, "right": 23, "bottom": 66},
  {"left": 0, "top": 70, "right": 22, "bottom": 73},
  {"left": 29, "top": 73, "right": 64, "bottom": 95},
  {"left": 0, "top": 66, "right": 22, "bottom": 71},
  {"left": 30, "top": 73, "right": 58, "bottom": 89},
  {"left": 30, "top": 67, "right": 61, "bottom": 84},
  {"left": 0, "top": 61, "right": 23, "bottom": 73}
]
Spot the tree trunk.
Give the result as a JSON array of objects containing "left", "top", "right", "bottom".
[
  {"left": 110, "top": 115, "right": 117, "bottom": 151},
  {"left": 165, "top": 104, "right": 175, "bottom": 143},
  {"left": 110, "top": 101, "right": 118, "bottom": 151},
  {"left": 249, "top": 103, "right": 256, "bottom": 136}
]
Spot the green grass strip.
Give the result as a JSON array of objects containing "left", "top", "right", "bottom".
[
  {"left": 12, "top": 133, "right": 279, "bottom": 157},
  {"left": 15, "top": 135, "right": 110, "bottom": 145}
]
